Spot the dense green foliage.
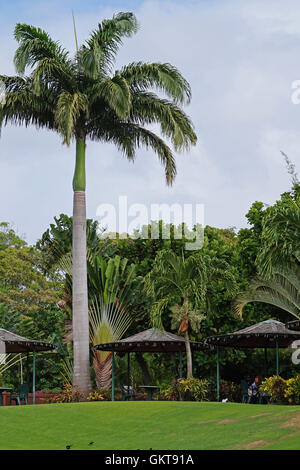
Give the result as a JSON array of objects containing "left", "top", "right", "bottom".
[
  {"left": 0, "top": 224, "right": 66, "bottom": 390},
  {"left": 0, "top": 182, "right": 299, "bottom": 392},
  {"left": 162, "top": 377, "right": 210, "bottom": 401}
]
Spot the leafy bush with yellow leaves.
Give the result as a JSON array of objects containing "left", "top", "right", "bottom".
[
  {"left": 52, "top": 384, "right": 84, "bottom": 403},
  {"left": 87, "top": 391, "right": 105, "bottom": 402},
  {"left": 162, "top": 378, "right": 209, "bottom": 401},
  {"left": 259, "top": 376, "right": 288, "bottom": 404},
  {"left": 284, "top": 376, "right": 300, "bottom": 405}
]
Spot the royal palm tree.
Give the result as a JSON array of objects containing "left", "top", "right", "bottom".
[{"left": 0, "top": 13, "right": 197, "bottom": 395}]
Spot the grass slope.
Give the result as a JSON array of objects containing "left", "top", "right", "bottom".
[{"left": 0, "top": 401, "right": 300, "bottom": 450}]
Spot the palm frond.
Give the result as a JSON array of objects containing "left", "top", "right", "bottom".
[
  {"left": 32, "top": 57, "right": 76, "bottom": 95},
  {"left": 0, "top": 353, "right": 27, "bottom": 375},
  {"left": 130, "top": 91, "right": 196, "bottom": 151},
  {"left": 234, "top": 264, "right": 300, "bottom": 319},
  {"left": 0, "top": 75, "right": 57, "bottom": 133},
  {"left": 88, "top": 118, "right": 177, "bottom": 185},
  {"left": 60, "top": 357, "right": 73, "bottom": 384},
  {"left": 79, "top": 12, "right": 139, "bottom": 77},
  {"left": 55, "top": 91, "right": 89, "bottom": 144},
  {"left": 119, "top": 62, "right": 191, "bottom": 105},
  {"left": 14, "top": 23, "right": 70, "bottom": 74},
  {"left": 89, "top": 75, "right": 131, "bottom": 119}
]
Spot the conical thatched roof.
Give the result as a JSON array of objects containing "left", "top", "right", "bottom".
[
  {"left": 94, "top": 327, "right": 209, "bottom": 353},
  {"left": 205, "top": 319, "right": 300, "bottom": 348},
  {"left": 285, "top": 320, "right": 300, "bottom": 332},
  {"left": 0, "top": 328, "right": 55, "bottom": 353}
]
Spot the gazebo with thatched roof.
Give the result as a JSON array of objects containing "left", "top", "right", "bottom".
[
  {"left": 0, "top": 328, "right": 55, "bottom": 404},
  {"left": 204, "top": 319, "right": 300, "bottom": 401},
  {"left": 95, "top": 327, "right": 207, "bottom": 353},
  {"left": 94, "top": 327, "right": 209, "bottom": 400}
]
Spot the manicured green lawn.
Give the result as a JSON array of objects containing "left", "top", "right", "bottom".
[{"left": 0, "top": 401, "right": 299, "bottom": 450}]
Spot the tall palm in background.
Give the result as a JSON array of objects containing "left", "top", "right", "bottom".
[
  {"left": 145, "top": 250, "right": 237, "bottom": 377},
  {"left": 0, "top": 12, "right": 197, "bottom": 395},
  {"left": 145, "top": 250, "right": 207, "bottom": 378}
]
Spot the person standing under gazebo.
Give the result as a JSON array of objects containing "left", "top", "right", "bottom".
[{"left": 248, "top": 375, "right": 261, "bottom": 404}]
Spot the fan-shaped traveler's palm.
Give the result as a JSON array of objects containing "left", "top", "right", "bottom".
[
  {"left": 88, "top": 255, "right": 137, "bottom": 389},
  {"left": 0, "top": 13, "right": 197, "bottom": 394},
  {"left": 58, "top": 253, "right": 137, "bottom": 389}
]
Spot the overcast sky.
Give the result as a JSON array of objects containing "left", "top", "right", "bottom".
[{"left": 0, "top": 0, "right": 299, "bottom": 244}]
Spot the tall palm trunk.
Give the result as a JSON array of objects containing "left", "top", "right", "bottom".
[
  {"left": 184, "top": 329, "right": 193, "bottom": 379},
  {"left": 72, "top": 137, "right": 91, "bottom": 396}
]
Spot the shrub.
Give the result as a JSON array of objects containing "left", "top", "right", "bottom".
[
  {"left": 134, "top": 390, "right": 147, "bottom": 401},
  {"left": 178, "top": 378, "right": 210, "bottom": 401},
  {"left": 161, "top": 380, "right": 181, "bottom": 401},
  {"left": 259, "top": 376, "right": 288, "bottom": 404},
  {"left": 162, "top": 378, "right": 209, "bottom": 401},
  {"left": 39, "top": 388, "right": 62, "bottom": 394},
  {"left": 220, "top": 381, "right": 242, "bottom": 402},
  {"left": 95, "top": 388, "right": 112, "bottom": 401},
  {"left": 87, "top": 391, "right": 105, "bottom": 402},
  {"left": 52, "top": 384, "right": 84, "bottom": 403},
  {"left": 207, "top": 378, "right": 217, "bottom": 402},
  {"left": 284, "top": 376, "right": 300, "bottom": 405},
  {"left": 93, "top": 388, "right": 125, "bottom": 401}
]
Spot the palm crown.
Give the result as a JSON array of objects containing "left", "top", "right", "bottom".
[{"left": 0, "top": 12, "right": 196, "bottom": 185}]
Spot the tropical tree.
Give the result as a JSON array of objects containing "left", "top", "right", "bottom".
[
  {"left": 0, "top": 244, "right": 62, "bottom": 334},
  {"left": 170, "top": 299, "right": 205, "bottom": 378},
  {"left": 57, "top": 252, "right": 138, "bottom": 389},
  {"left": 234, "top": 264, "right": 300, "bottom": 320},
  {"left": 0, "top": 13, "right": 197, "bottom": 394},
  {"left": 88, "top": 255, "right": 137, "bottom": 389},
  {"left": 256, "top": 185, "right": 300, "bottom": 278},
  {"left": 145, "top": 250, "right": 237, "bottom": 378},
  {"left": 0, "top": 222, "right": 27, "bottom": 250},
  {"left": 36, "top": 214, "right": 105, "bottom": 275}
]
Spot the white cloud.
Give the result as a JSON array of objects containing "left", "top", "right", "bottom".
[{"left": 0, "top": 0, "right": 299, "bottom": 243}]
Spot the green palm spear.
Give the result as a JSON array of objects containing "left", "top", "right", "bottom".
[{"left": 0, "top": 12, "right": 197, "bottom": 395}]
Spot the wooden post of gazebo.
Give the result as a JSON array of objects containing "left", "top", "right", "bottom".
[
  {"left": 32, "top": 348, "right": 36, "bottom": 404},
  {"left": 179, "top": 351, "right": 183, "bottom": 379},
  {"left": 216, "top": 346, "right": 220, "bottom": 402},
  {"left": 127, "top": 352, "right": 130, "bottom": 394},
  {"left": 111, "top": 348, "right": 115, "bottom": 402},
  {"left": 276, "top": 341, "right": 279, "bottom": 376}
]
